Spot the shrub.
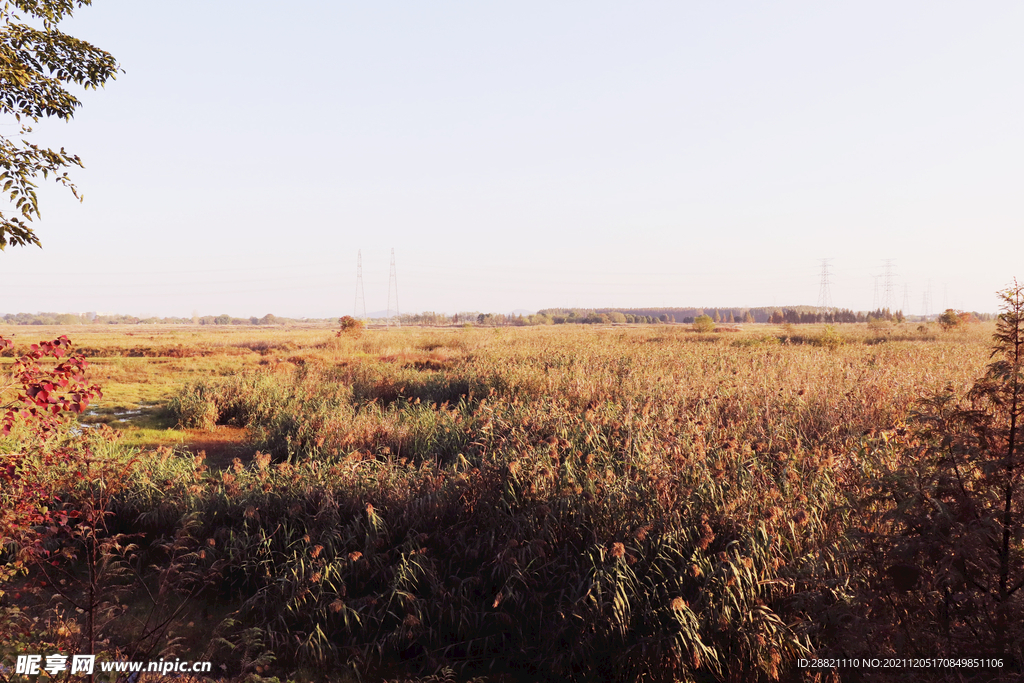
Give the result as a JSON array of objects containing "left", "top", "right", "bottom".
[
  {"left": 937, "top": 308, "right": 962, "bottom": 331},
  {"left": 859, "top": 282, "right": 1024, "bottom": 660},
  {"left": 167, "top": 380, "right": 221, "bottom": 428},
  {"left": 959, "top": 311, "right": 980, "bottom": 325},
  {"left": 337, "top": 315, "right": 366, "bottom": 337},
  {"left": 815, "top": 324, "right": 845, "bottom": 350},
  {"left": 692, "top": 314, "right": 715, "bottom": 333},
  {"left": 0, "top": 335, "right": 166, "bottom": 660}
]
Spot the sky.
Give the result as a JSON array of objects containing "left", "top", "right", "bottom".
[{"left": 1, "top": 1, "right": 1022, "bottom": 318}]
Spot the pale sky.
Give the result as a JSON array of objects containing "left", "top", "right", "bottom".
[{"left": 1, "top": 1, "right": 1022, "bottom": 317}]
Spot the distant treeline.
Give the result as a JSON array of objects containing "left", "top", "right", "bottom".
[
  {"left": 3, "top": 307, "right": 994, "bottom": 328},
  {"left": 398, "top": 307, "right": 995, "bottom": 327},
  {"left": 0, "top": 312, "right": 328, "bottom": 326},
  {"left": 595, "top": 305, "right": 851, "bottom": 324},
  {"left": 574, "top": 306, "right": 993, "bottom": 325}
]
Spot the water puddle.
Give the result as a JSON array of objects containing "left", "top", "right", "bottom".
[{"left": 80, "top": 404, "right": 149, "bottom": 426}]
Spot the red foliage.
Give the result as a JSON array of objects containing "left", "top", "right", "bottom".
[
  {"left": 337, "top": 315, "right": 366, "bottom": 336},
  {"left": 958, "top": 311, "right": 980, "bottom": 325},
  {"left": 2, "top": 334, "right": 102, "bottom": 437},
  {"left": 1, "top": 335, "right": 103, "bottom": 563}
]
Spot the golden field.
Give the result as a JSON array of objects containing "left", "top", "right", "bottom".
[{"left": 0, "top": 320, "right": 1010, "bottom": 682}]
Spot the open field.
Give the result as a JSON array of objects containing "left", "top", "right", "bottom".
[
  {"left": 1, "top": 320, "right": 1014, "bottom": 682},
  {"left": 0, "top": 323, "right": 340, "bottom": 459},
  {"left": 0, "top": 320, "right": 978, "bottom": 413}
]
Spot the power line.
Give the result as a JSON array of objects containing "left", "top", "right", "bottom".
[
  {"left": 881, "top": 259, "right": 896, "bottom": 312},
  {"left": 387, "top": 248, "right": 400, "bottom": 328},
  {"left": 354, "top": 250, "right": 366, "bottom": 320},
  {"left": 817, "top": 258, "right": 833, "bottom": 314}
]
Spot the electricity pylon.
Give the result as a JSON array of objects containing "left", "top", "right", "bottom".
[
  {"left": 387, "top": 248, "right": 400, "bottom": 328},
  {"left": 817, "top": 258, "right": 833, "bottom": 315},
  {"left": 354, "top": 250, "right": 366, "bottom": 320},
  {"left": 881, "top": 259, "right": 896, "bottom": 312}
]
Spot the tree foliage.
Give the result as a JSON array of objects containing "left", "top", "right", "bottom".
[
  {"left": 337, "top": 315, "right": 365, "bottom": 336},
  {"left": 937, "top": 308, "right": 962, "bottom": 331},
  {"left": 860, "top": 282, "right": 1024, "bottom": 661},
  {"left": 0, "top": 0, "right": 119, "bottom": 249},
  {"left": 0, "top": 335, "right": 210, "bottom": 661},
  {"left": 692, "top": 314, "right": 715, "bottom": 333},
  {"left": 1, "top": 335, "right": 102, "bottom": 607}
]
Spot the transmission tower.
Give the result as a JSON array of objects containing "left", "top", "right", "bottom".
[
  {"left": 817, "top": 258, "right": 834, "bottom": 315},
  {"left": 386, "top": 248, "right": 400, "bottom": 328},
  {"left": 354, "top": 250, "right": 367, "bottom": 320},
  {"left": 881, "top": 259, "right": 896, "bottom": 312},
  {"left": 872, "top": 276, "right": 879, "bottom": 311},
  {"left": 902, "top": 284, "right": 909, "bottom": 316}
]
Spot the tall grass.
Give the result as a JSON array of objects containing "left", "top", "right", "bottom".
[
  {"left": 4, "top": 323, "right": 996, "bottom": 680},
  {"left": 134, "top": 326, "right": 994, "bottom": 679}
]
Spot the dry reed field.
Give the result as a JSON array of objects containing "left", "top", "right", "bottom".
[{"left": 3, "top": 319, "right": 1020, "bottom": 682}]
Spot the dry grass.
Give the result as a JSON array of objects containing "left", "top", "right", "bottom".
[{"left": 0, "top": 320, "right": 998, "bottom": 681}]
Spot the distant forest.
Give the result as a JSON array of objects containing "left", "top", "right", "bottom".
[
  {"left": 540, "top": 306, "right": 993, "bottom": 325},
  {"left": 0, "top": 312, "right": 323, "bottom": 326},
  {"left": 596, "top": 305, "right": 846, "bottom": 324},
  {"left": 2, "top": 307, "right": 994, "bottom": 327}
]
